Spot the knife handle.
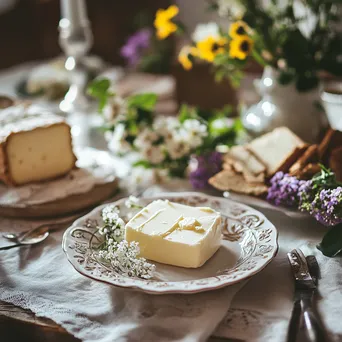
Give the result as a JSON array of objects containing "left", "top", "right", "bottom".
[
  {"left": 287, "top": 299, "right": 302, "bottom": 342},
  {"left": 301, "top": 297, "right": 327, "bottom": 342}
]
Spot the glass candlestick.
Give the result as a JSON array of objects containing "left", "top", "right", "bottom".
[{"left": 58, "top": 0, "right": 93, "bottom": 113}]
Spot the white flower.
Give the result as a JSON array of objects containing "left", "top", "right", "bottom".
[
  {"left": 153, "top": 116, "right": 180, "bottom": 139},
  {"left": 102, "top": 205, "right": 120, "bottom": 225},
  {"left": 97, "top": 239, "right": 156, "bottom": 279},
  {"left": 217, "top": 0, "right": 245, "bottom": 18},
  {"left": 179, "top": 119, "right": 208, "bottom": 149},
  {"left": 125, "top": 195, "right": 141, "bottom": 209},
  {"left": 293, "top": 1, "right": 317, "bottom": 39},
  {"left": 192, "top": 22, "right": 220, "bottom": 43},
  {"left": 103, "top": 96, "right": 126, "bottom": 124},
  {"left": 106, "top": 124, "right": 132, "bottom": 154},
  {"left": 166, "top": 133, "right": 191, "bottom": 160},
  {"left": 133, "top": 128, "right": 159, "bottom": 151},
  {"left": 142, "top": 145, "right": 165, "bottom": 165},
  {"left": 211, "top": 117, "right": 234, "bottom": 131}
]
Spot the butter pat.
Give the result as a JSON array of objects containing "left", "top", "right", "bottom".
[{"left": 125, "top": 200, "right": 222, "bottom": 268}]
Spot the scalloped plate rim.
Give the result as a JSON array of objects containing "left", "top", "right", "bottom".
[{"left": 62, "top": 192, "right": 278, "bottom": 294}]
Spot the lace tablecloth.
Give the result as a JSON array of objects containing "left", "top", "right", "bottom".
[{"left": 1, "top": 181, "right": 342, "bottom": 342}]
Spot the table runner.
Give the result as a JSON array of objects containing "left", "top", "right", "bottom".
[{"left": 1, "top": 182, "right": 342, "bottom": 342}]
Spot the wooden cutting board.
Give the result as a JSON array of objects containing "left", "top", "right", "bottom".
[{"left": 0, "top": 179, "right": 118, "bottom": 219}]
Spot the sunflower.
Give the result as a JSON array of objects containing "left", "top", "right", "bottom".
[
  {"left": 229, "top": 21, "right": 249, "bottom": 39},
  {"left": 229, "top": 35, "right": 254, "bottom": 60},
  {"left": 196, "top": 36, "right": 227, "bottom": 62},
  {"left": 178, "top": 46, "right": 199, "bottom": 70},
  {"left": 154, "top": 5, "right": 179, "bottom": 40}
]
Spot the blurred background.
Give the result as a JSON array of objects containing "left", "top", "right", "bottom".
[
  {"left": 0, "top": 0, "right": 340, "bottom": 123},
  {"left": 0, "top": 0, "right": 262, "bottom": 110}
]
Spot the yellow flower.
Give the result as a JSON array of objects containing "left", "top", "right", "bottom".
[
  {"left": 229, "top": 21, "right": 249, "bottom": 39},
  {"left": 229, "top": 35, "right": 254, "bottom": 60},
  {"left": 178, "top": 46, "right": 198, "bottom": 70},
  {"left": 154, "top": 5, "right": 179, "bottom": 40},
  {"left": 196, "top": 36, "right": 227, "bottom": 62}
]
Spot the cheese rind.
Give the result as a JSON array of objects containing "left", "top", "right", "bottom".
[
  {"left": 0, "top": 105, "right": 76, "bottom": 186},
  {"left": 125, "top": 200, "right": 222, "bottom": 268}
]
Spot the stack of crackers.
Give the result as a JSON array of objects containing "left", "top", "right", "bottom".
[{"left": 209, "top": 127, "right": 342, "bottom": 196}]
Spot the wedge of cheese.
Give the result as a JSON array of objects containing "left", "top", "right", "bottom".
[
  {"left": 0, "top": 105, "right": 76, "bottom": 186},
  {"left": 125, "top": 200, "right": 222, "bottom": 268}
]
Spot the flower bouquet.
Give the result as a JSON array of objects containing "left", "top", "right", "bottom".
[
  {"left": 87, "top": 78, "right": 243, "bottom": 189},
  {"left": 152, "top": 2, "right": 342, "bottom": 144},
  {"left": 153, "top": 2, "right": 342, "bottom": 91}
]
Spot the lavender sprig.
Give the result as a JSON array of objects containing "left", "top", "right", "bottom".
[
  {"left": 306, "top": 187, "right": 342, "bottom": 226},
  {"left": 189, "top": 151, "right": 222, "bottom": 189},
  {"left": 267, "top": 172, "right": 305, "bottom": 207}
]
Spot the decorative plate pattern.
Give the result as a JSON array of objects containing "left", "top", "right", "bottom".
[{"left": 62, "top": 192, "right": 278, "bottom": 294}]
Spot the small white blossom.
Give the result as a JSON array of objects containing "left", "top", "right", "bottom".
[
  {"left": 192, "top": 22, "right": 220, "bottom": 43},
  {"left": 102, "top": 205, "right": 120, "bottom": 225},
  {"left": 166, "top": 133, "right": 191, "bottom": 160},
  {"left": 106, "top": 124, "right": 132, "bottom": 154},
  {"left": 153, "top": 116, "right": 180, "bottom": 139},
  {"left": 100, "top": 205, "right": 125, "bottom": 242},
  {"left": 133, "top": 128, "right": 159, "bottom": 151},
  {"left": 102, "top": 96, "right": 126, "bottom": 125},
  {"left": 179, "top": 119, "right": 208, "bottom": 149},
  {"left": 125, "top": 195, "right": 141, "bottom": 209},
  {"left": 97, "top": 239, "right": 155, "bottom": 279},
  {"left": 217, "top": 0, "right": 245, "bottom": 18},
  {"left": 142, "top": 145, "right": 165, "bottom": 165}
]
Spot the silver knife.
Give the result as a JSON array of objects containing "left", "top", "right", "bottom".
[{"left": 287, "top": 249, "right": 327, "bottom": 342}]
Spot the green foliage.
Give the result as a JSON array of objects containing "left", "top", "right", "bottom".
[
  {"left": 133, "top": 160, "right": 154, "bottom": 169},
  {"left": 209, "top": 0, "right": 342, "bottom": 92},
  {"left": 318, "top": 223, "right": 342, "bottom": 257},
  {"left": 87, "top": 78, "right": 113, "bottom": 112},
  {"left": 127, "top": 93, "right": 157, "bottom": 111}
]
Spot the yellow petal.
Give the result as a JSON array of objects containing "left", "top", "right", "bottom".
[
  {"left": 229, "top": 36, "right": 253, "bottom": 60},
  {"left": 156, "top": 22, "right": 178, "bottom": 40},
  {"left": 165, "top": 5, "right": 179, "bottom": 19},
  {"left": 229, "top": 21, "right": 249, "bottom": 39}
]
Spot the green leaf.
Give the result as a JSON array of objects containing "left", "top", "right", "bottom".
[
  {"left": 127, "top": 93, "right": 157, "bottom": 111},
  {"left": 87, "top": 78, "right": 111, "bottom": 98},
  {"left": 251, "top": 49, "right": 267, "bottom": 67},
  {"left": 87, "top": 78, "right": 113, "bottom": 112},
  {"left": 317, "top": 223, "right": 342, "bottom": 257},
  {"left": 178, "top": 104, "right": 199, "bottom": 123},
  {"left": 133, "top": 160, "right": 153, "bottom": 169}
]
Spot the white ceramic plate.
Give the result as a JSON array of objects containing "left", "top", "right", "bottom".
[
  {"left": 224, "top": 191, "right": 309, "bottom": 219},
  {"left": 62, "top": 192, "right": 278, "bottom": 294}
]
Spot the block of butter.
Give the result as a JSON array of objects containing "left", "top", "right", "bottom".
[
  {"left": 0, "top": 105, "right": 76, "bottom": 186},
  {"left": 125, "top": 200, "right": 222, "bottom": 268}
]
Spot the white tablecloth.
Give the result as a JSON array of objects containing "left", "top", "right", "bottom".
[{"left": 0, "top": 63, "right": 342, "bottom": 342}]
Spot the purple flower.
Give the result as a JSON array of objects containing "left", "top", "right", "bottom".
[
  {"left": 189, "top": 152, "right": 222, "bottom": 189},
  {"left": 309, "top": 187, "right": 342, "bottom": 226},
  {"left": 267, "top": 172, "right": 305, "bottom": 207},
  {"left": 120, "top": 29, "right": 151, "bottom": 66}
]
